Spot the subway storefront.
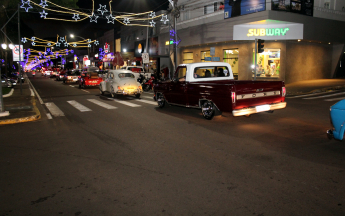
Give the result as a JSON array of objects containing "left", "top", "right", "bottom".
[{"left": 179, "top": 20, "right": 334, "bottom": 84}]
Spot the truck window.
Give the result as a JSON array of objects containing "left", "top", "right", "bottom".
[
  {"left": 175, "top": 67, "right": 187, "bottom": 80},
  {"left": 193, "top": 66, "right": 230, "bottom": 78}
]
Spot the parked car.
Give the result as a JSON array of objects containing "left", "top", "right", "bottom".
[
  {"left": 120, "top": 66, "right": 150, "bottom": 79},
  {"left": 154, "top": 62, "right": 286, "bottom": 120},
  {"left": 1, "top": 74, "right": 17, "bottom": 88},
  {"left": 327, "top": 99, "right": 345, "bottom": 140},
  {"left": 63, "top": 70, "right": 81, "bottom": 83},
  {"left": 50, "top": 71, "right": 59, "bottom": 78},
  {"left": 10, "top": 72, "right": 25, "bottom": 83},
  {"left": 99, "top": 70, "right": 142, "bottom": 98},
  {"left": 78, "top": 72, "right": 103, "bottom": 88}
]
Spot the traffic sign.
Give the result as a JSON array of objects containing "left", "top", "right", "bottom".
[
  {"left": 12, "top": 45, "right": 23, "bottom": 61},
  {"left": 142, "top": 52, "right": 149, "bottom": 64}
]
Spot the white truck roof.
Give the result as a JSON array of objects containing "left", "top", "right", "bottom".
[{"left": 179, "top": 62, "right": 234, "bottom": 82}]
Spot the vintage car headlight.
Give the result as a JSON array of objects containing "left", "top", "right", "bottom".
[
  {"left": 138, "top": 86, "right": 142, "bottom": 90},
  {"left": 117, "top": 86, "right": 122, "bottom": 90}
]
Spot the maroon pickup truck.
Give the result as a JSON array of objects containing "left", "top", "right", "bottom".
[{"left": 153, "top": 62, "right": 286, "bottom": 120}]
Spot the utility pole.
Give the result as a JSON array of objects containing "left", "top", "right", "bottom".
[{"left": 18, "top": 3, "right": 22, "bottom": 94}]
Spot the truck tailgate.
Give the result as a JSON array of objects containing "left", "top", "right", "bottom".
[{"left": 233, "top": 81, "right": 285, "bottom": 110}]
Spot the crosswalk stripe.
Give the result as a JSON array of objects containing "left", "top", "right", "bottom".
[
  {"left": 45, "top": 102, "right": 65, "bottom": 117},
  {"left": 141, "top": 96, "right": 153, "bottom": 99},
  {"left": 134, "top": 99, "right": 157, "bottom": 105},
  {"left": 67, "top": 100, "right": 92, "bottom": 112},
  {"left": 87, "top": 99, "right": 117, "bottom": 109},
  {"left": 108, "top": 98, "right": 141, "bottom": 107},
  {"left": 303, "top": 92, "right": 345, "bottom": 99},
  {"left": 82, "top": 90, "right": 90, "bottom": 93},
  {"left": 287, "top": 90, "right": 338, "bottom": 98},
  {"left": 324, "top": 97, "right": 345, "bottom": 102}
]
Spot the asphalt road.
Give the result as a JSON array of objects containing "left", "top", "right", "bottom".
[{"left": 1, "top": 73, "right": 344, "bottom": 216}]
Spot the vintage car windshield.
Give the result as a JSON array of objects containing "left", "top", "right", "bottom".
[
  {"left": 118, "top": 73, "right": 135, "bottom": 79},
  {"left": 193, "top": 66, "right": 230, "bottom": 78}
]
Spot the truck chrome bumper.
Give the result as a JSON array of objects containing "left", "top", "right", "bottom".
[{"left": 232, "top": 102, "right": 286, "bottom": 117}]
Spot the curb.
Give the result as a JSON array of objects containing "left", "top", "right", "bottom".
[
  {"left": 0, "top": 96, "right": 41, "bottom": 125},
  {"left": 286, "top": 85, "right": 345, "bottom": 97}
]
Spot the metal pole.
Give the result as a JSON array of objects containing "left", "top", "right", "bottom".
[
  {"left": 174, "top": 2, "right": 177, "bottom": 72},
  {"left": 145, "top": 13, "right": 149, "bottom": 72},
  {"left": 0, "top": 66, "right": 4, "bottom": 112},
  {"left": 254, "top": 38, "right": 257, "bottom": 81},
  {"left": 18, "top": 3, "right": 22, "bottom": 94}
]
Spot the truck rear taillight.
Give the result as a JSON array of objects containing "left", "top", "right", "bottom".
[
  {"left": 282, "top": 87, "right": 286, "bottom": 97},
  {"left": 232, "top": 92, "right": 236, "bottom": 103}
]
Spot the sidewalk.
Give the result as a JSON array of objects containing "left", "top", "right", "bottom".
[
  {"left": 0, "top": 78, "right": 41, "bottom": 125},
  {"left": 1, "top": 78, "right": 345, "bottom": 125}
]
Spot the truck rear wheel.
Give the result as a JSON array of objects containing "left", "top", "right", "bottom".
[{"left": 201, "top": 100, "right": 215, "bottom": 120}]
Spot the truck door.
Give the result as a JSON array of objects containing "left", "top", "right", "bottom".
[{"left": 166, "top": 66, "right": 187, "bottom": 105}]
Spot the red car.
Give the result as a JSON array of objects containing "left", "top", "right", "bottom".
[{"left": 78, "top": 72, "right": 103, "bottom": 88}]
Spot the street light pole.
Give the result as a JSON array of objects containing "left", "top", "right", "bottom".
[{"left": 70, "top": 34, "right": 89, "bottom": 62}]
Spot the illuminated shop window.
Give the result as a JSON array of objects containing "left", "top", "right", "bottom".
[
  {"left": 183, "top": 52, "right": 193, "bottom": 64},
  {"left": 201, "top": 51, "right": 211, "bottom": 62},
  {"left": 223, "top": 49, "right": 239, "bottom": 80},
  {"left": 253, "top": 49, "right": 281, "bottom": 78}
]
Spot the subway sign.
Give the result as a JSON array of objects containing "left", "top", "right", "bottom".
[
  {"left": 247, "top": 28, "right": 289, "bottom": 37},
  {"left": 234, "top": 20, "right": 303, "bottom": 40}
]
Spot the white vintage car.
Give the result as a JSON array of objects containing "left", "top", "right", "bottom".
[{"left": 99, "top": 70, "right": 142, "bottom": 98}]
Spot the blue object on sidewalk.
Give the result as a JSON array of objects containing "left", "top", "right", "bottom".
[{"left": 328, "top": 99, "right": 345, "bottom": 140}]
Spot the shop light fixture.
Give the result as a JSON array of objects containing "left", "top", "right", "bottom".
[
  {"left": 298, "top": 39, "right": 301, "bottom": 42},
  {"left": 123, "top": 48, "right": 127, "bottom": 52},
  {"left": 329, "top": 42, "right": 331, "bottom": 44}
]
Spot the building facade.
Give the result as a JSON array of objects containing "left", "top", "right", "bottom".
[{"left": 156, "top": 0, "right": 345, "bottom": 84}]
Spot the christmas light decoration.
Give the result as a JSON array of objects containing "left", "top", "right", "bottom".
[
  {"left": 59, "top": 37, "right": 65, "bottom": 42},
  {"left": 161, "top": 15, "right": 169, "bottom": 24},
  {"left": 32, "top": 42, "right": 36, "bottom": 46},
  {"left": 56, "top": 42, "right": 61, "bottom": 47},
  {"left": 47, "top": 43, "right": 51, "bottom": 46},
  {"left": 150, "top": 12, "right": 156, "bottom": 18},
  {"left": 123, "top": 18, "right": 130, "bottom": 25},
  {"left": 73, "top": 43, "right": 77, "bottom": 47},
  {"left": 150, "top": 20, "right": 156, "bottom": 27},
  {"left": 40, "top": 10, "right": 48, "bottom": 18},
  {"left": 31, "top": 37, "right": 35, "bottom": 41},
  {"left": 106, "top": 14, "right": 116, "bottom": 24},
  {"left": 94, "top": 41, "right": 99, "bottom": 46},
  {"left": 97, "top": 4, "right": 108, "bottom": 15},
  {"left": 64, "top": 42, "right": 69, "bottom": 47},
  {"left": 21, "top": 37, "right": 27, "bottom": 43},
  {"left": 20, "top": 0, "right": 33, "bottom": 12},
  {"left": 72, "top": 14, "right": 80, "bottom": 21},
  {"left": 89, "top": 13, "right": 99, "bottom": 23},
  {"left": 39, "top": 0, "right": 48, "bottom": 8}
]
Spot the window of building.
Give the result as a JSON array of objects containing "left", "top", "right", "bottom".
[
  {"left": 183, "top": 52, "right": 193, "bottom": 64},
  {"left": 183, "top": 10, "right": 190, "bottom": 21},
  {"left": 253, "top": 49, "right": 281, "bottom": 78},
  {"left": 201, "top": 51, "right": 211, "bottom": 62},
  {"left": 324, "top": 0, "right": 330, "bottom": 9},
  {"left": 223, "top": 49, "right": 239, "bottom": 80}
]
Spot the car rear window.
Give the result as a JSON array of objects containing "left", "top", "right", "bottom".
[
  {"left": 118, "top": 73, "right": 135, "bottom": 78},
  {"left": 194, "top": 66, "right": 230, "bottom": 78}
]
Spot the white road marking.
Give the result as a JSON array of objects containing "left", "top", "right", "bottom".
[
  {"left": 303, "top": 92, "right": 345, "bottom": 99},
  {"left": 134, "top": 99, "right": 157, "bottom": 105},
  {"left": 30, "top": 89, "right": 34, "bottom": 96},
  {"left": 144, "top": 92, "right": 154, "bottom": 94},
  {"left": 108, "top": 98, "right": 141, "bottom": 107},
  {"left": 324, "top": 97, "right": 345, "bottom": 102},
  {"left": 287, "top": 90, "right": 338, "bottom": 98},
  {"left": 81, "top": 90, "right": 90, "bottom": 93},
  {"left": 141, "top": 96, "right": 153, "bottom": 99},
  {"left": 87, "top": 99, "right": 117, "bottom": 109},
  {"left": 69, "top": 85, "right": 75, "bottom": 88},
  {"left": 67, "top": 100, "right": 92, "bottom": 112},
  {"left": 45, "top": 102, "right": 65, "bottom": 117},
  {"left": 27, "top": 78, "right": 44, "bottom": 104},
  {"left": 46, "top": 113, "right": 52, "bottom": 119}
]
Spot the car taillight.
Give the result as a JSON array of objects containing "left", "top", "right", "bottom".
[
  {"left": 118, "top": 86, "right": 121, "bottom": 90},
  {"left": 231, "top": 92, "right": 236, "bottom": 103},
  {"left": 282, "top": 87, "right": 286, "bottom": 97},
  {"left": 78, "top": 76, "right": 81, "bottom": 78},
  {"left": 68, "top": 76, "right": 72, "bottom": 79}
]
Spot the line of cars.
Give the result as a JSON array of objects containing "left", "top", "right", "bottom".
[{"left": 1, "top": 72, "right": 25, "bottom": 88}]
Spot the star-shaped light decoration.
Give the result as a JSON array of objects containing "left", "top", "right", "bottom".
[
  {"left": 40, "top": 10, "right": 48, "bottom": 18},
  {"left": 89, "top": 13, "right": 99, "bottom": 23},
  {"left": 72, "top": 14, "right": 80, "bottom": 21},
  {"left": 123, "top": 18, "right": 130, "bottom": 25},
  {"left": 20, "top": 0, "right": 33, "bottom": 12},
  {"left": 94, "top": 41, "right": 99, "bottom": 46},
  {"left": 55, "top": 42, "right": 61, "bottom": 47},
  {"left": 21, "top": 37, "right": 27, "bottom": 43},
  {"left": 87, "top": 39, "right": 91, "bottom": 43},
  {"left": 47, "top": 43, "right": 51, "bottom": 46},
  {"left": 97, "top": 4, "right": 108, "bottom": 15},
  {"left": 150, "top": 20, "right": 156, "bottom": 27},
  {"left": 59, "top": 37, "right": 65, "bottom": 42},
  {"left": 47, "top": 48, "right": 50, "bottom": 52},
  {"left": 88, "top": 44, "right": 91, "bottom": 48},
  {"left": 39, "top": 0, "right": 48, "bottom": 8},
  {"left": 70, "top": 50, "right": 74, "bottom": 54},
  {"left": 160, "top": 15, "right": 169, "bottom": 24},
  {"left": 31, "top": 37, "right": 35, "bottom": 41},
  {"left": 32, "top": 42, "right": 36, "bottom": 46},
  {"left": 64, "top": 42, "right": 69, "bottom": 47},
  {"left": 149, "top": 12, "right": 156, "bottom": 18},
  {"left": 106, "top": 14, "right": 116, "bottom": 24},
  {"left": 73, "top": 43, "right": 77, "bottom": 47}
]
